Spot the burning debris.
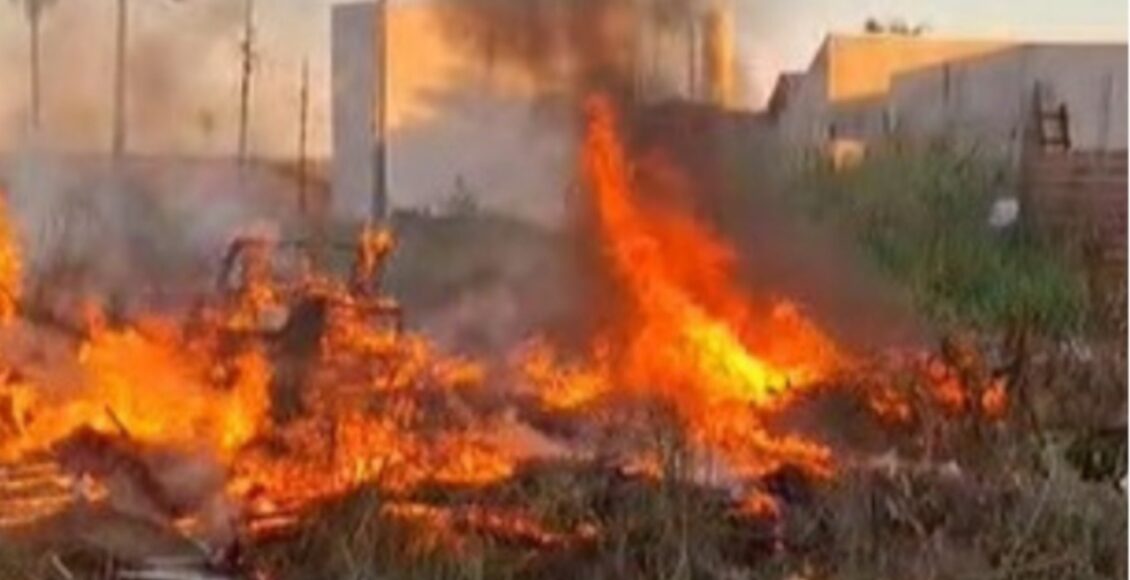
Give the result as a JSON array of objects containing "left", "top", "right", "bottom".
[
  {"left": 0, "top": 0, "right": 1119, "bottom": 575},
  {"left": 0, "top": 86, "right": 1035, "bottom": 578},
  {"left": 519, "top": 95, "right": 841, "bottom": 503}
]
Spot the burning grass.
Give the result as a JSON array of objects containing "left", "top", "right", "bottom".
[
  {"left": 241, "top": 408, "right": 1127, "bottom": 580},
  {"left": 0, "top": 96, "right": 1122, "bottom": 579}
]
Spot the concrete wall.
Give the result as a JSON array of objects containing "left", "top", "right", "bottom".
[
  {"left": 329, "top": 2, "right": 573, "bottom": 228},
  {"left": 331, "top": 2, "right": 380, "bottom": 221},
  {"left": 889, "top": 55, "right": 1012, "bottom": 149},
  {"left": 1030, "top": 45, "right": 1129, "bottom": 152},
  {"left": 825, "top": 35, "right": 1009, "bottom": 102},
  {"left": 774, "top": 65, "right": 830, "bottom": 151},
  {"left": 770, "top": 36, "right": 1128, "bottom": 160},
  {"left": 889, "top": 44, "right": 1128, "bottom": 157}
]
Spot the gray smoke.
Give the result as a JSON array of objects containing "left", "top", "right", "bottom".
[
  {"left": 2, "top": 150, "right": 301, "bottom": 318},
  {"left": 435, "top": 0, "right": 704, "bottom": 98}
]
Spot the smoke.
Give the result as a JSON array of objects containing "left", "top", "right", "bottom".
[
  {"left": 386, "top": 213, "right": 585, "bottom": 358},
  {"left": 0, "top": 1, "right": 307, "bottom": 314},
  {"left": 2, "top": 151, "right": 301, "bottom": 320},
  {"left": 433, "top": 0, "right": 928, "bottom": 354},
  {"left": 0, "top": 0, "right": 310, "bottom": 158},
  {"left": 435, "top": 0, "right": 704, "bottom": 99},
  {"left": 124, "top": 0, "right": 245, "bottom": 156}
]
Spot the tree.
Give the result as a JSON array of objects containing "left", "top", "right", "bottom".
[
  {"left": 863, "top": 17, "right": 929, "bottom": 36},
  {"left": 11, "top": 0, "right": 58, "bottom": 133},
  {"left": 444, "top": 176, "right": 480, "bottom": 217}
]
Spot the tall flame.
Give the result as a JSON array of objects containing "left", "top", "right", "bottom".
[
  {"left": 0, "top": 100, "right": 1007, "bottom": 547},
  {"left": 525, "top": 95, "right": 843, "bottom": 484},
  {"left": 0, "top": 320, "right": 272, "bottom": 462},
  {"left": 0, "top": 191, "right": 20, "bottom": 324}
]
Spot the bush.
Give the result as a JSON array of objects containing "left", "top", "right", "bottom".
[{"left": 794, "top": 146, "right": 1090, "bottom": 336}]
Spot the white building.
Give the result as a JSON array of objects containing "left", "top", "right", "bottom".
[{"left": 769, "top": 35, "right": 1127, "bottom": 160}]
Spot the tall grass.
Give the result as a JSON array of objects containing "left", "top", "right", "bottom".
[{"left": 793, "top": 146, "right": 1091, "bottom": 337}]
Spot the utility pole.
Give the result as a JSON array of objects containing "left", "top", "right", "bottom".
[
  {"left": 24, "top": 0, "right": 47, "bottom": 134},
  {"left": 634, "top": 7, "right": 647, "bottom": 101},
  {"left": 685, "top": 18, "right": 698, "bottom": 101},
  {"left": 297, "top": 59, "right": 310, "bottom": 215},
  {"left": 372, "top": 0, "right": 388, "bottom": 222},
  {"left": 237, "top": 0, "right": 255, "bottom": 168},
  {"left": 112, "top": 0, "right": 128, "bottom": 158}
]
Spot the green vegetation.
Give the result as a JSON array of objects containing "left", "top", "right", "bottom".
[{"left": 794, "top": 146, "right": 1091, "bottom": 336}]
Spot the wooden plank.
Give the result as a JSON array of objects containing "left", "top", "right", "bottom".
[
  {"left": 1028, "top": 172, "right": 1127, "bottom": 183},
  {"left": 1027, "top": 192, "right": 1125, "bottom": 205},
  {"left": 1027, "top": 183, "right": 1125, "bottom": 192},
  {"left": 1027, "top": 193, "right": 1126, "bottom": 205},
  {"left": 1022, "top": 150, "right": 1128, "bottom": 267},
  {"left": 1026, "top": 160, "right": 1128, "bottom": 175}
]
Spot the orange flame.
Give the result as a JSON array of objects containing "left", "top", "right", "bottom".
[
  {"left": 226, "top": 271, "right": 517, "bottom": 512},
  {"left": 0, "top": 318, "right": 271, "bottom": 462},
  {"left": 0, "top": 100, "right": 1009, "bottom": 547},
  {"left": 520, "top": 94, "right": 842, "bottom": 493},
  {"left": 0, "top": 191, "right": 20, "bottom": 324}
]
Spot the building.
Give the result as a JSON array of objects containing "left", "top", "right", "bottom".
[
  {"left": 331, "top": 2, "right": 384, "bottom": 221},
  {"left": 769, "top": 34, "right": 1128, "bottom": 161},
  {"left": 329, "top": 1, "right": 574, "bottom": 226},
  {"left": 327, "top": 0, "right": 761, "bottom": 225}
]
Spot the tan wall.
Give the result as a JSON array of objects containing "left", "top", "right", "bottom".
[
  {"left": 386, "top": 5, "right": 541, "bottom": 129},
  {"left": 774, "top": 66, "right": 830, "bottom": 150},
  {"left": 890, "top": 45, "right": 1128, "bottom": 154},
  {"left": 825, "top": 35, "right": 1010, "bottom": 102},
  {"left": 773, "top": 37, "right": 1128, "bottom": 159},
  {"left": 331, "top": 2, "right": 573, "bottom": 226}
]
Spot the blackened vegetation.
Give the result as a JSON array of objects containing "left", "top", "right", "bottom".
[
  {"left": 270, "top": 295, "right": 329, "bottom": 422},
  {"left": 1065, "top": 427, "right": 1128, "bottom": 487}
]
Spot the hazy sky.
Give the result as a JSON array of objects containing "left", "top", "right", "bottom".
[{"left": 0, "top": 0, "right": 1124, "bottom": 156}]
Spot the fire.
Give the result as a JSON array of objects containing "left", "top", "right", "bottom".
[
  {"left": 579, "top": 95, "right": 839, "bottom": 404},
  {"left": 0, "top": 210, "right": 529, "bottom": 543},
  {"left": 520, "top": 339, "right": 612, "bottom": 412},
  {"left": 0, "top": 317, "right": 272, "bottom": 462},
  {"left": 0, "top": 190, "right": 20, "bottom": 324},
  {"left": 383, "top": 500, "right": 598, "bottom": 554},
  {"left": 0, "top": 98, "right": 1010, "bottom": 559},
  {"left": 226, "top": 252, "right": 518, "bottom": 512},
  {"left": 857, "top": 350, "right": 1010, "bottom": 425},
  {"left": 519, "top": 94, "right": 841, "bottom": 492}
]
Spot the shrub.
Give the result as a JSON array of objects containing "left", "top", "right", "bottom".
[{"left": 793, "top": 146, "right": 1090, "bottom": 336}]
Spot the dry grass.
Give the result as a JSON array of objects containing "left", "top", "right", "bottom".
[{"left": 241, "top": 368, "right": 1126, "bottom": 580}]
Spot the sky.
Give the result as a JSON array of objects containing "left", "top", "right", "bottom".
[{"left": 0, "top": 0, "right": 1125, "bottom": 157}]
